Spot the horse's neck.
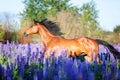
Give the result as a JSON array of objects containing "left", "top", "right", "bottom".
[{"left": 38, "top": 25, "right": 55, "bottom": 45}]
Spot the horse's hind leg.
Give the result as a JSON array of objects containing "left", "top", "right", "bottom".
[
  {"left": 84, "top": 54, "right": 101, "bottom": 63},
  {"left": 84, "top": 56, "right": 92, "bottom": 63},
  {"left": 96, "top": 56, "right": 101, "bottom": 63}
]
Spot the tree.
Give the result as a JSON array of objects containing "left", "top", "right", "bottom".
[
  {"left": 22, "top": 0, "right": 74, "bottom": 21},
  {"left": 0, "top": 13, "right": 19, "bottom": 42},
  {"left": 79, "top": 0, "right": 100, "bottom": 37},
  {"left": 114, "top": 25, "right": 120, "bottom": 33},
  {"left": 80, "top": 0, "right": 99, "bottom": 27},
  {"left": 1, "top": 13, "right": 19, "bottom": 31}
]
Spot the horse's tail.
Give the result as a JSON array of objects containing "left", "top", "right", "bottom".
[{"left": 96, "top": 39, "right": 120, "bottom": 59}]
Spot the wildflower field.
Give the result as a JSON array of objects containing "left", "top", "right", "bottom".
[{"left": 0, "top": 41, "right": 120, "bottom": 80}]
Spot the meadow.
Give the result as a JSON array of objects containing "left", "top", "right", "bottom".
[
  {"left": 0, "top": 0, "right": 120, "bottom": 80},
  {"left": 0, "top": 41, "right": 120, "bottom": 80}
]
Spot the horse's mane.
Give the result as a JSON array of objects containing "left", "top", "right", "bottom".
[
  {"left": 39, "top": 19, "right": 63, "bottom": 36},
  {"left": 40, "top": 19, "right": 58, "bottom": 28}
]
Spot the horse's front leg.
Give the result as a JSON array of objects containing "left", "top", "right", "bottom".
[
  {"left": 44, "top": 50, "right": 49, "bottom": 58},
  {"left": 41, "top": 43, "right": 46, "bottom": 53},
  {"left": 37, "top": 43, "right": 46, "bottom": 59}
]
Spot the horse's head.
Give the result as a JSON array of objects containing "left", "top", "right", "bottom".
[{"left": 24, "top": 20, "right": 39, "bottom": 37}]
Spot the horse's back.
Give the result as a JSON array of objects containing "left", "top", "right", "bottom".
[
  {"left": 48, "top": 36, "right": 79, "bottom": 47},
  {"left": 48, "top": 36, "right": 98, "bottom": 50}
]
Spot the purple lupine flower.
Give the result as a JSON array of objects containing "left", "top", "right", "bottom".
[
  {"left": 1, "top": 41, "right": 120, "bottom": 80},
  {"left": 48, "top": 57, "right": 58, "bottom": 80},
  {"left": 33, "top": 73, "right": 38, "bottom": 80},
  {"left": 3, "top": 64, "right": 7, "bottom": 79},
  {"left": 116, "top": 69, "right": 120, "bottom": 80},
  {"left": 106, "top": 67, "right": 112, "bottom": 80},
  {"left": 105, "top": 46, "right": 117, "bottom": 63},
  {"left": 60, "top": 49, "right": 68, "bottom": 57},
  {"left": 6, "top": 64, "right": 12, "bottom": 80},
  {"left": 63, "top": 58, "right": 74, "bottom": 80},
  {"left": 53, "top": 58, "right": 58, "bottom": 76},
  {"left": 0, "top": 64, "right": 4, "bottom": 79},
  {"left": 70, "top": 59, "right": 79, "bottom": 80},
  {"left": 94, "top": 60, "right": 98, "bottom": 73},
  {"left": 57, "top": 56, "right": 67, "bottom": 80},
  {"left": 77, "top": 61, "right": 88, "bottom": 80},
  {"left": 101, "top": 62, "right": 107, "bottom": 79},
  {"left": 87, "top": 62, "right": 95, "bottom": 80},
  {"left": 88, "top": 71, "right": 94, "bottom": 80},
  {"left": 43, "top": 58, "right": 49, "bottom": 79},
  {"left": 37, "top": 69, "right": 43, "bottom": 80},
  {"left": 110, "top": 62, "right": 117, "bottom": 80},
  {"left": 27, "top": 43, "right": 31, "bottom": 57},
  {"left": 54, "top": 75, "right": 60, "bottom": 80},
  {"left": 18, "top": 60, "right": 24, "bottom": 79},
  {"left": 0, "top": 42, "right": 3, "bottom": 52}
]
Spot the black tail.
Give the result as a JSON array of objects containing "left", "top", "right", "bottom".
[{"left": 96, "top": 39, "right": 120, "bottom": 59}]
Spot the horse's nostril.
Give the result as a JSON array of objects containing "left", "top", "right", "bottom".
[{"left": 24, "top": 32, "right": 28, "bottom": 37}]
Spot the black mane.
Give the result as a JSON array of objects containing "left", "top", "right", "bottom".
[
  {"left": 39, "top": 19, "right": 63, "bottom": 36},
  {"left": 40, "top": 19, "right": 58, "bottom": 28}
]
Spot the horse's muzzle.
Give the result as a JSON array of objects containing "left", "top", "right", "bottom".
[{"left": 24, "top": 32, "right": 28, "bottom": 37}]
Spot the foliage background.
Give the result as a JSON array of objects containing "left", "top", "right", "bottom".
[{"left": 0, "top": 0, "right": 120, "bottom": 43}]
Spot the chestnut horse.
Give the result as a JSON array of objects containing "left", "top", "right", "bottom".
[{"left": 24, "top": 19, "right": 120, "bottom": 63}]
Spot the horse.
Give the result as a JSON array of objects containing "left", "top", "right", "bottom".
[{"left": 24, "top": 19, "right": 120, "bottom": 63}]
